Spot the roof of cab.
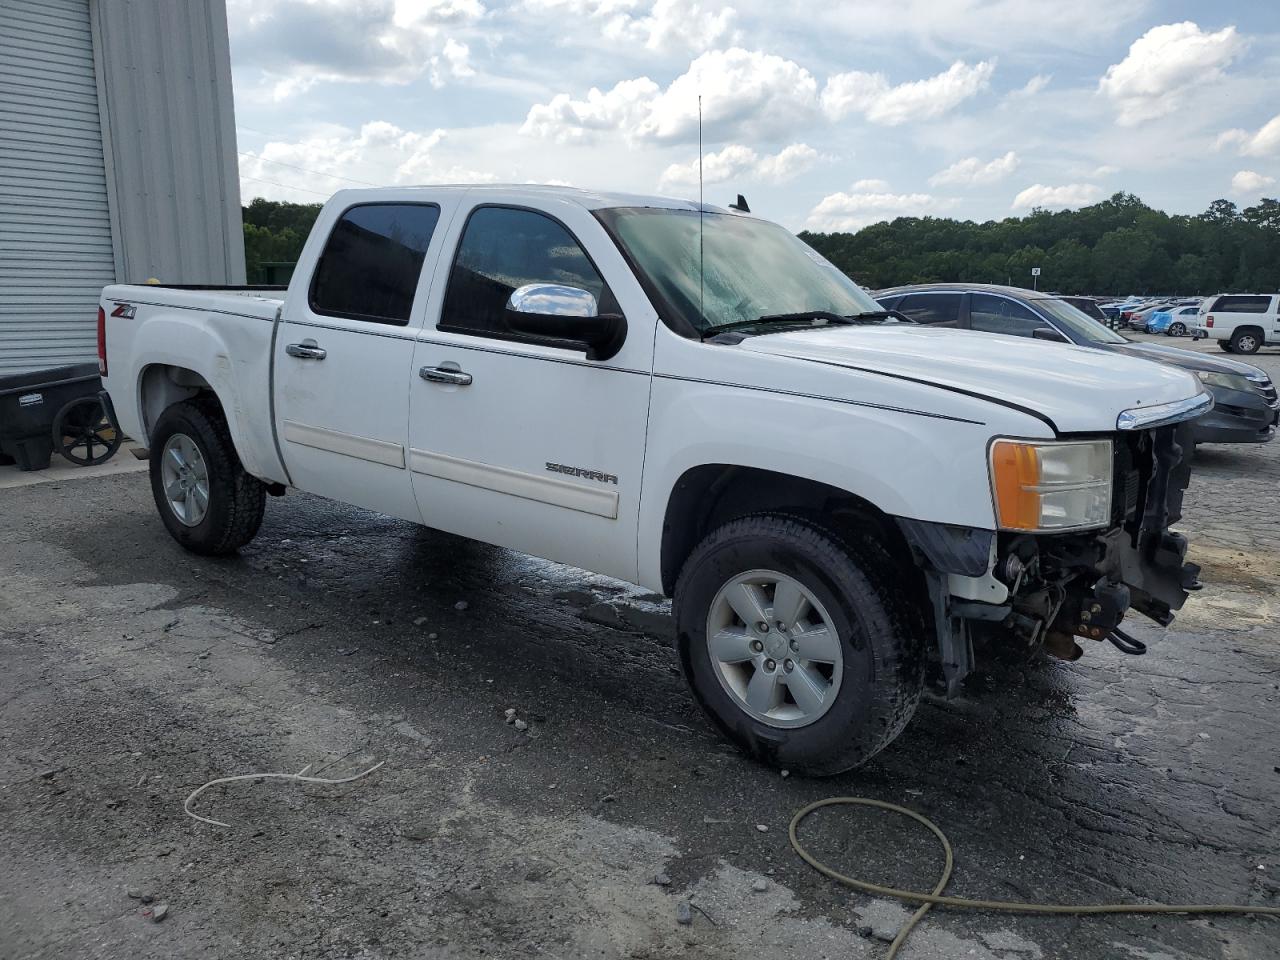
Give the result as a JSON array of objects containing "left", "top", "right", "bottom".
[{"left": 326, "top": 183, "right": 736, "bottom": 215}]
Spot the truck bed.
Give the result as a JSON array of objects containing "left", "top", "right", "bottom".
[{"left": 104, "top": 284, "right": 285, "bottom": 322}]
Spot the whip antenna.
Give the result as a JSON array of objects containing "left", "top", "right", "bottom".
[{"left": 698, "top": 95, "right": 704, "bottom": 327}]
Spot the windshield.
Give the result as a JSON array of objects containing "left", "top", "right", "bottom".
[
  {"left": 596, "top": 207, "right": 884, "bottom": 334},
  {"left": 1040, "top": 298, "right": 1128, "bottom": 344}
]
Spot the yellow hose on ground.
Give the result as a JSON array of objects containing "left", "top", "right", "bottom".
[{"left": 789, "top": 797, "right": 1280, "bottom": 960}]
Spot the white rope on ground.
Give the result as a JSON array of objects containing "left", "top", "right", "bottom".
[{"left": 183, "top": 760, "right": 386, "bottom": 827}]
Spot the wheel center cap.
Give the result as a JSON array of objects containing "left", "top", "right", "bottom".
[{"left": 765, "top": 633, "right": 788, "bottom": 658}]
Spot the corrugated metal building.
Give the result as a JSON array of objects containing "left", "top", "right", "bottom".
[{"left": 0, "top": 0, "right": 244, "bottom": 374}]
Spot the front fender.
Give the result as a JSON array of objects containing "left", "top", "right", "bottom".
[{"left": 635, "top": 375, "right": 1038, "bottom": 591}]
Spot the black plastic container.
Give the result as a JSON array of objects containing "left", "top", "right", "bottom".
[{"left": 0, "top": 363, "right": 102, "bottom": 471}]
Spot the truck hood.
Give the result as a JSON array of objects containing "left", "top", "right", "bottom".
[{"left": 736, "top": 325, "right": 1204, "bottom": 433}]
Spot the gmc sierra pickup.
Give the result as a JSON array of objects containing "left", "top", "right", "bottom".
[{"left": 100, "top": 185, "right": 1211, "bottom": 775}]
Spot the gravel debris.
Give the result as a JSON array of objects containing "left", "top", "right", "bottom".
[
  {"left": 675, "top": 901, "right": 693, "bottom": 925},
  {"left": 454, "top": 601, "right": 469, "bottom": 611}
]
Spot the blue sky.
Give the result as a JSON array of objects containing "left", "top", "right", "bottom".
[{"left": 229, "top": 0, "right": 1280, "bottom": 231}]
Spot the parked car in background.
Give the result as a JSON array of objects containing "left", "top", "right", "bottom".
[
  {"left": 1192, "top": 294, "right": 1280, "bottom": 354},
  {"left": 98, "top": 185, "right": 1213, "bottom": 775},
  {"left": 1060, "top": 296, "right": 1108, "bottom": 323},
  {"left": 1127, "top": 302, "right": 1172, "bottom": 331},
  {"left": 1146, "top": 305, "right": 1200, "bottom": 336},
  {"left": 875, "top": 283, "right": 1278, "bottom": 446}
]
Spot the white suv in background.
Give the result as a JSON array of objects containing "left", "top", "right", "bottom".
[{"left": 1193, "top": 294, "right": 1280, "bottom": 354}]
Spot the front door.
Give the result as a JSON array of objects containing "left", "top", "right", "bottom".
[
  {"left": 406, "top": 201, "right": 653, "bottom": 583},
  {"left": 274, "top": 201, "right": 447, "bottom": 522}
]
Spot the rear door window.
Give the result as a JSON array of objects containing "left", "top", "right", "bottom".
[
  {"left": 969, "top": 294, "right": 1050, "bottom": 337},
  {"left": 309, "top": 203, "right": 441, "bottom": 326},
  {"left": 1211, "top": 295, "right": 1272, "bottom": 313},
  {"left": 895, "top": 293, "right": 961, "bottom": 326}
]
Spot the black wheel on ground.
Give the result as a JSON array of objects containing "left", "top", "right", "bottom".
[
  {"left": 1168, "top": 322, "right": 1186, "bottom": 337},
  {"left": 52, "top": 396, "right": 121, "bottom": 466},
  {"left": 1230, "top": 328, "right": 1262, "bottom": 354},
  {"left": 673, "top": 513, "right": 926, "bottom": 776},
  {"left": 149, "top": 398, "right": 265, "bottom": 555},
  {"left": 1220, "top": 342, "right": 1235, "bottom": 353}
]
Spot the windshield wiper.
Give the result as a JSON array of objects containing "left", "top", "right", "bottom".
[
  {"left": 705, "top": 311, "right": 852, "bottom": 335},
  {"left": 704, "top": 309, "right": 911, "bottom": 339}
]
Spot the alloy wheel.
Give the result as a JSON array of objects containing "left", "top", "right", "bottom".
[
  {"left": 160, "top": 432, "right": 211, "bottom": 527},
  {"left": 705, "top": 569, "right": 843, "bottom": 728}
]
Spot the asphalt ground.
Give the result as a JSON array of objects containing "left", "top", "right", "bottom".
[{"left": 1, "top": 332, "right": 1277, "bottom": 959}]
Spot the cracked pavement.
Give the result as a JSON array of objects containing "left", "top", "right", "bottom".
[{"left": 0, "top": 336, "right": 1277, "bottom": 959}]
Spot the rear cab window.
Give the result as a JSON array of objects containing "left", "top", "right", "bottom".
[{"left": 309, "top": 203, "right": 441, "bottom": 325}]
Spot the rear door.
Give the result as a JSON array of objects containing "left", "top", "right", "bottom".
[
  {"left": 273, "top": 200, "right": 453, "bottom": 522},
  {"left": 405, "top": 199, "right": 654, "bottom": 583}
]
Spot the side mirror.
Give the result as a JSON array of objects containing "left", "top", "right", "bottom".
[
  {"left": 505, "top": 283, "right": 626, "bottom": 361},
  {"left": 1032, "top": 327, "right": 1069, "bottom": 343}
]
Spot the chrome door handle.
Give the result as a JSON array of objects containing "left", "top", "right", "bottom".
[
  {"left": 286, "top": 340, "right": 327, "bottom": 360},
  {"left": 419, "top": 365, "right": 472, "bottom": 386}
]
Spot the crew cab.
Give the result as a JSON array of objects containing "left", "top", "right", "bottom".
[
  {"left": 1192, "top": 294, "right": 1280, "bottom": 354},
  {"left": 100, "top": 186, "right": 1210, "bottom": 775}
]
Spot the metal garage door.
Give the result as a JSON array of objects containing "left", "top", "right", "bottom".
[{"left": 0, "top": 0, "right": 116, "bottom": 375}]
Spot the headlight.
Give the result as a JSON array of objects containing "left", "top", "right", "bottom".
[
  {"left": 1196, "top": 370, "right": 1254, "bottom": 392},
  {"left": 989, "top": 439, "right": 1112, "bottom": 532}
]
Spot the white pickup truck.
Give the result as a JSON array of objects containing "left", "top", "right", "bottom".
[{"left": 100, "top": 185, "right": 1212, "bottom": 775}]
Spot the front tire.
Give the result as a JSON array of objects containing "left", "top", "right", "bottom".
[
  {"left": 673, "top": 514, "right": 926, "bottom": 776},
  {"left": 149, "top": 399, "right": 265, "bottom": 555}
]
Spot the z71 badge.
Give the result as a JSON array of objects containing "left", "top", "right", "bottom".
[{"left": 110, "top": 303, "right": 136, "bottom": 319}]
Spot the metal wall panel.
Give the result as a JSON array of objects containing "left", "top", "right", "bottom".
[
  {"left": 0, "top": 0, "right": 117, "bottom": 373},
  {"left": 91, "top": 0, "right": 246, "bottom": 285}
]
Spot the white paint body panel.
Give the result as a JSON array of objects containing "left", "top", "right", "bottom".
[{"left": 101, "top": 184, "right": 1206, "bottom": 597}]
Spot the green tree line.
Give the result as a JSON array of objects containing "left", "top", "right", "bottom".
[
  {"left": 242, "top": 192, "right": 1280, "bottom": 295},
  {"left": 801, "top": 192, "right": 1280, "bottom": 295},
  {"left": 242, "top": 198, "right": 322, "bottom": 284}
]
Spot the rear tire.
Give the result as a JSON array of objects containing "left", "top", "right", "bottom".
[
  {"left": 1230, "top": 329, "right": 1262, "bottom": 354},
  {"left": 1220, "top": 342, "right": 1235, "bottom": 353},
  {"left": 149, "top": 399, "right": 265, "bottom": 555},
  {"left": 673, "top": 514, "right": 926, "bottom": 776},
  {"left": 1168, "top": 322, "right": 1186, "bottom": 337}
]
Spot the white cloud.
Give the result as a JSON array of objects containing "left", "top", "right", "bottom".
[
  {"left": 805, "top": 187, "right": 943, "bottom": 231},
  {"left": 851, "top": 178, "right": 890, "bottom": 191},
  {"left": 1231, "top": 170, "right": 1277, "bottom": 196},
  {"left": 929, "top": 151, "right": 1019, "bottom": 186},
  {"left": 821, "top": 60, "right": 995, "bottom": 126},
  {"left": 522, "top": 0, "right": 737, "bottom": 51},
  {"left": 1010, "top": 74, "right": 1051, "bottom": 98},
  {"left": 1091, "top": 164, "right": 1119, "bottom": 178},
  {"left": 1011, "top": 183, "right": 1103, "bottom": 210},
  {"left": 1215, "top": 114, "right": 1280, "bottom": 157},
  {"left": 238, "top": 121, "right": 501, "bottom": 200},
  {"left": 522, "top": 48, "right": 818, "bottom": 144},
  {"left": 228, "top": 0, "right": 487, "bottom": 98},
  {"left": 1099, "top": 22, "right": 1246, "bottom": 126},
  {"left": 658, "top": 142, "right": 819, "bottom": 190}
]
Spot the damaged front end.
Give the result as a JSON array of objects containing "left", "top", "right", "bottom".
[{"left": 901, "top": 421, "right": 1202, "bottom": 696}]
